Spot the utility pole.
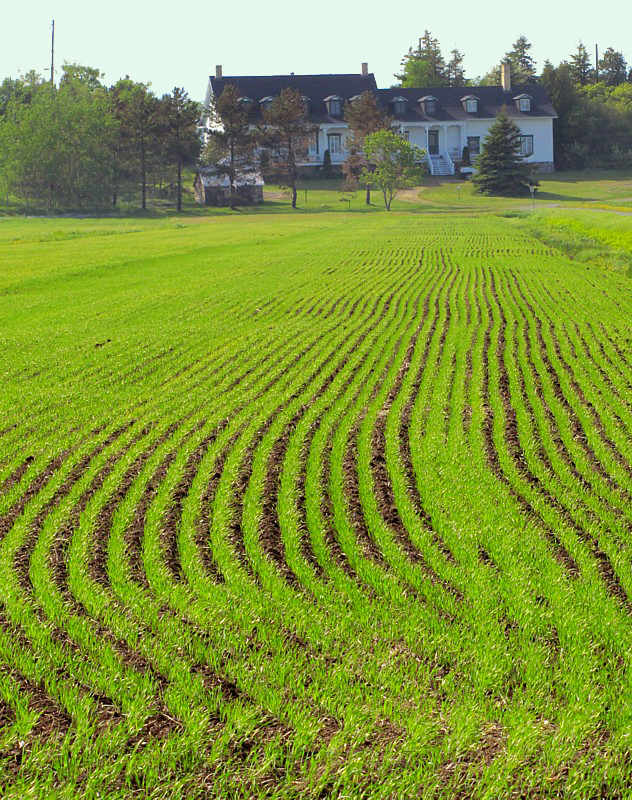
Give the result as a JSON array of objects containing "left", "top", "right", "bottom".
[
  {"left": 51, "top": 20, "right": 55, "bottom": 86},
  {"left": 595, "top": 44, "right": 599, "bottom": 81}
]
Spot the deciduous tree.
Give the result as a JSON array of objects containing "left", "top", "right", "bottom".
[
  {"left": 260, "top": 88, "right": 312, "bottom": 209},
  {"left": 343, "top": 91, "right": 391, "bottom": 204},
  {"left": 0, "top": 75, "right": 116, "bottom": 209},
  {"left": 61, "top": 62, "right": 104, "bottom": 90},
  {"left": 597, "top": 48, "right": 628, "bottom": 86},
  {"left": 359, "top": 129, "right": 423, "bottom": 210},
  {"left": 206, "top": 84, "right": 257, "bottom": 210}
]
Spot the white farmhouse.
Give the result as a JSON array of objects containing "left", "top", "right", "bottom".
[{"left": 201, "top": 63, "right": 557, "bottom": 175}]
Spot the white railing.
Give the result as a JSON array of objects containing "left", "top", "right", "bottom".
[
  {"left": 443, "top": 151, "right": 455, "bottom": 175},
  {"left": 302, "top": 151, "right": 347, "bottom": 164},
  {"left": 426, "top": 152, "right": 435, "bottom": 175}
]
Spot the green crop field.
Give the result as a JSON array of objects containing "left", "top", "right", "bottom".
[{"left": 0, "top": 205, "right": 631, "bottom": 798}]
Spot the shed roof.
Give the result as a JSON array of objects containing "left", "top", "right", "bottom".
[{"left": 197, "top": 166, "right": 264, "bottom": 188}]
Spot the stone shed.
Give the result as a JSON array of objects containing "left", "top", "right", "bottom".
[{"left": 194, "top": 167, "right": 264, "bottom": 206}]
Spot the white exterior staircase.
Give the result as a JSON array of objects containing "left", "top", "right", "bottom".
[{"left": 429, "top": 155, "right": 453, "bottom": 176}]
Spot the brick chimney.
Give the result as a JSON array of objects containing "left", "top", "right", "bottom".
[
  {"left": 362, "top": 62, "right": 369, "bottom": 77},
  {"left": 215, "top": 65, "right": 223, "bottom": 80},
  {"left": 501, "top": 62, "right": 511, "bottom": 92}
]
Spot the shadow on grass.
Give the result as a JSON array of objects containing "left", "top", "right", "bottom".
[{"left": 534, "top": 191, "right": 599, "bottom": 203}]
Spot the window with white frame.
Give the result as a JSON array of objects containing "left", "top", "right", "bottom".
[
  {"left": 328, "top": 98, "right": 342, "bottom": 116},
  {"left": 394, "top": 99, "right": 407, "bottom": 115},
  {"left": 327, "top": 133, "right": 342, "bottom": 154},
  {"left": 425, "top": 99, "right": 437, "bottom": 114},
  {"left": 309, "top": 131, "right": 320, "bottom": 155},
  {"left": 518, "top": 97, "right": 531, "bottom": 112},
  {"left": 466, "top": 98, "right": 477, "bottom": 113},
  {"left": 467, "top": 136, "right": 480, "bottom": 156},
  {"left": 401, "top": 130, "right": 410, "bottom": 140},
  {"left": 519, "top": 135, "right": 534, "bottom": 156}
]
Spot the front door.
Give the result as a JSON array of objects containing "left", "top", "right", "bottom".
[{"left": 428, "top": 130, "right": 439, "bottom": 155}]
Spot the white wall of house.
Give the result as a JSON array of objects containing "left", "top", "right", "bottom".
[
  {"left": 291, "top": 115, "right": 554, "bottom": 170},
  {"left": 464, "top": 117, "right": 554, "bottom": 164}
]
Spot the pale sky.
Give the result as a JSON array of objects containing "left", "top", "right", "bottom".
[{"left": 3, "top": 0, "right": 631, "bottom": 101}]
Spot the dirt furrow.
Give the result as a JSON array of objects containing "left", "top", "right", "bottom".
[
  {"left": 478, "top": 268, "right": 579, "bottom": 576},
  {"left": 400, "top": 266, "right": 458, "bottom": 563}
]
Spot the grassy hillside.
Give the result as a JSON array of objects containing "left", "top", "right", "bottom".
[{"left": 0, "top": 211, "right": 631, "bottom": 798}]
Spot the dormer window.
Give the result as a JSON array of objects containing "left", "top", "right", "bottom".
[
  {"left": 239, "top": 96, "right": 253, "bottom": 106},
  {"left": 514, "top": 94, "right": 532, "bottom": 112},
  {"left": 324, "top": 95, "right": 343, "bottom": 116},
  {"left": 461, "top": 95, "right": 479, "bottom": 113},
  {"left": 392, "top": 96, "right": 407, "bottom": 116},
  {"left": 301, "top": 96, "right": 311, "bottom": 114},
  {"left": 419, "top": 96, "right": 438, "bottom": 115},
  {"left": 260, "top": 96, "right": 274, "bottom": 111}
]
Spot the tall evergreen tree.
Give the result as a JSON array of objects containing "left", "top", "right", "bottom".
[
  {"left": 508, "top": 35, "right": 537, "bottom": 83},
  {"left": 569, "top": 42, "right": 593, "bottom": 86},
  {"left": 472, "top": 110, "right": 531, "bottom": 196},
  {"left": 110, "top": 79, "right": 158, "bottom": 208},
  {"left": 158, "top": 87, "right": 201, "bottom": 211},
  {"left": 446, "top": 48, "right": 467, "bottom": 87},
  {"left": 482, "top": 35, "right": 537, "bottom": 85},
  {"left": 396, "top": 31, "right": 447, "bottom": 87}
]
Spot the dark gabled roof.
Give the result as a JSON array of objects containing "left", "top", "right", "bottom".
[
  {"left": 207, "top": 74, "right": 556, "bottom": 124},
  {"left": 209, "top": 73, "right": 379, "bottom": 123},
  {"left": 377, "top": 85, "right": 557, "bottom": 122}
]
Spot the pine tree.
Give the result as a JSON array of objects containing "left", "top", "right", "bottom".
[
  {"left": 207, "top": 85, "right": 257, "bottom": 210},
  {"left": 506, "top": 35, "right": 537, "bottom": 83},
  {"left": 446, "top": 48, "right": 467, "bottom": 87},
  {"left": 569, "top": 42, "right": 593, "bottom": 86},
  {"left": 395, "top": 31, "right": 447, "bottom": 87},
  {"left": 159, "top": 87, "right": 200, "bottom": 211},
  {"left": 482, "top": 35, "right": 537, "bottom": 85},
  {"left": 110, "top": 79, "right": 158, "bottom": 208},
  {"left": 472, "top": 110, "right": 531, "bottom": 196}
]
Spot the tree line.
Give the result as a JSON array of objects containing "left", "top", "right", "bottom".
[
  {"left": 397, "top": 32, "right": 631, "bottom": 88},
  {"left": 0, "top": 64, "right": 200, "bottom": 210},
  {"left": 1, "top": 36, "right": 630, "bottom": 212},
  {"left": 397, "top": 33, "right": 632, "bottom": 169}
]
